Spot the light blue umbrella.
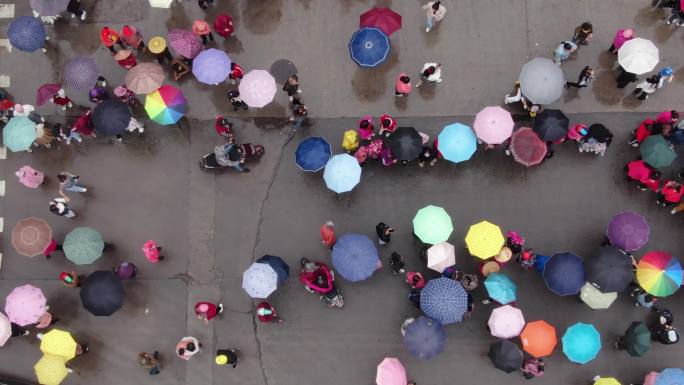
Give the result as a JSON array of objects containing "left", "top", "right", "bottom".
[
  {"left": 484, "top": 272, "right": 517, "bottom": 305},
  {"left": 242, "top": 262, "right": 278, "bottom": 299},
  {"left": 8, "top": 16, "right": 46, "bottom": 52},
  {"left": 562, "top": 322, "right": 601, "bottom": 364},
  {"left": 437, "top": 123, "right": 477, "bottom": 164},
  {"left": 403, "top": 316, "right": 446, "bottom": 360},
  {"left": 348, "top": 27, "right": 390, "bottom": 68},
  {"left": 3, "top": 117, "right": 36, "bottom": 152},
  {"left": 656, "top": 369, "right": 684, "bottom": 385},
  {"left": 420, "top": 277, "right": 468, "bottom": 325},
  {"left": 192, "top": 48, "right": 231, "bottom": 85},
  {"left": 331, "top": 234, "right": 379, "bottom": 282},
  {"left": 323, "top": 154, "right": 362, "bottom": 193}
]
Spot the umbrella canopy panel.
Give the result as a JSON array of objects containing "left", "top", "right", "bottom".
[
  {"left": 125, "top": 62, "right": 165, "bottom": 95},
  {"left": 80, "top": 271, "right": 125, "bottom": 316},
  {"left": 473, "top": 106, "right": 514, "bottom": 145},
  {"left": 34, "top": 354, "right": 69, "bottom": 385},
  {"left": 618, "top": 38, "right": 659, "bottom": 75},
  {"left": 488, "top": 340, "right": 523, "bottom": 373},
  {"left": 484, "top": 272, "right": 517, "bottom": 305},
  {"left": 331, "top": 234, "right": 379, "bottom": 282},
  {"left": 520, "top": 320, "right": 557, "bottom": 357},
  {"left": 420, "top": 278, "right": 467, "bottom": 325},
  {"left": 192, "top": 48, "right": 231, "bottom": 85},
  {"left": 8, "top": 16, "right": 46, "bottom": 52},
  {"left": 465, "top": 220, "right": 505, "bottom": 259},
  {"left": 31, "top": 0, "right": 70, "bottom": 16},
  {"left": 63, "top": 227, "right": 105, "bottom": 265},
  {"left": 242, "top": 263, "right": 278, "bottom": 298},
  {"left": 388, "top": 127, "right": 423, "bottom": 161},
  {"left": 11, "top": 217, "right": 52, "bottom": 257},
  {"left": 168, "top": 29, "right": 203, "bottom": 59},
  {"left": 402, "top": 316, "right": 446, "bottom": 360},
  {"left": 488, "top": 305, "right": 525, "bottom": 339},
  {"left": 437, "top": 123, "right": 477, "bottom": 164},
  {"left": 533, "top": 109, "right": 569, "bottom": 142},
  {"left": 636, "top": 251, "right": 682, "bottom": 297},
  {"left": 623, "top": 321, "right": 651, "bottom": 357},
  {"left": 239, "top": 70, "right": 277, "bottom": 108},
  {"left": 543, "top": 252, "right": 585, "bottom": 296},
  {"left": 509, "top": 127, "right": 547, "bottom": 167},
  {"left": 40, "top": 329, "right": 78, "bottom": 361},
  {"left": 3, "top": 117, "right": 37, "bottom": 152},
  {"left": 585, "top": 246, "right": 633, "bottom": 293},
  {"left": 426, "top": 242, "right": 456, "bottom": 273},
  {"left": 255, "top": 255, "right": 289, "bottom": 284},
  {"left": 5, "top": 284, "right": 47, "bottom": 326},
  {"left": 640, "top": 135, "right": 677, "bottom": 169},
  {"left": 323, "top": 154, "right": 362, "bottom": 193},
  {"left": 295, "top": 137, "right": 332, "bottom": 172},
  {"left": 606, "top": 211, "right": 649, "bottom": 252},
  {"left": 580, "top": 282, "right": 618, "bottom": 310},
  {"left": 519, "top": 58, "right": 564, "bottom": 105},
  {"left": 376, "top": 357, "right": 407, "bottom": 385},
  {"left": 64, "top": 57, "right": 100, "bottom": 91},
  {"left": 360, "top": 7, "right": 402, "bottom": 36},
  {"left": 562, "top": 322, "right": 601, "bottom": 364},
  {"left": 349, "top": 27, "right": 390, "bottom": 68},
  {"left": 92, "top": 100, "right": 132, "bottom": 137},
  {"left": 412, "top": 205, "right": 453, "bottom": 245}
]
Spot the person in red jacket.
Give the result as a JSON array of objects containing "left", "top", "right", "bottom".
[
  {"left": 214, "top": 115, "right": 235, "bottom": 141},
  {"left": 378, "top": 114, "right": 397, "bottom": 138},
  {"left": 657, "top": 180, "right": 683, "bottom": 206},
  {"left": 320, "top": 221, "right": 336, "bottom": 250},
  {"left": 100, "top": 26, "right": 125, "bottom": 53},
  {"left": 194, "top": 302, "right": 224, "bottom": 325},
  {"left": 228, "top": 62, "right": 244, "bottom": 85},
  {"left": 626, "top": 159, "right": 661, "bottom": 192},
  {"left": 114, "top": 50, "right": 137, "bottom": 70},
  {"left": 214, "top": 13, "right": 234, "bottom": 40}
]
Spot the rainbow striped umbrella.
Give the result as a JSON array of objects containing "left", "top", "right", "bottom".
[
  {"left": 145, "top": 85, "right": 187, "bottom": 125},
  {"left": 636, "top": 251, "right": 682, "bottom": 297}
]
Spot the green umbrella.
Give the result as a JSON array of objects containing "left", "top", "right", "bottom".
[
  {"left": 63, "top": 227, "right": 104, "bottom": 265},
  {"left": 412, "top": 205, "right": 453, "bottom": 244},
  {"left": 3, "top": 117, "right": 36, "bottom": 152},
  {"left": 622, "top": 321, "right": 651, "bottom": 357},
  {"left": 640, "top": 135, "right": 676, "bottom": 169}
]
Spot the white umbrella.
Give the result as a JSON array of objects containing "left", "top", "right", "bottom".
[
  {"left": 488, "top": 305, "right": 525, "bottom": 339},
  {"left": 239, "top": 70, "right": 277, "bottom": 108},
  {"left": 427, "top": 242, "right": 456, "bottom": 273},
  {"left": 0, "top": 312, "right": 12, "bottom": 347},
  {"left": 618, "top": 38, "right": 659, "bottom": 75},
  {"left": 242, "top": 263, "right": 278, "bottom": 299},
  {"left": 149, "top": 0, "right": 174, "bottom": 7},
  {"left": 519, "top": 58, "right": 564, "bottom": 105}
]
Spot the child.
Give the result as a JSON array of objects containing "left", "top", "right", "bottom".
[
  {"left": 142, "top": 240, "right": 164, "bottom": 263},
  {"left": 214, "top": 115, "right": 235, "bottom": 142},
  {"left": 358, "top": 116, "right": 374, "bottom": 140}
]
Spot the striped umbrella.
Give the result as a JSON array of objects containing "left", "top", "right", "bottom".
[
  {"left": 636, "top": 251, "right": 682, "bottom": 297},
  {"left": 420, "top": 278, "right": 467, "bottom": 325},
  {"left": 145, "top": 85, "right": 187, "bottom": 125}
]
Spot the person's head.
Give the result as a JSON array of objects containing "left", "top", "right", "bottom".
[
  {"left": 400, "top": 75, "right": 410, "bottom": 84},
  {"left": 662, "top": 124, "right": 673, "bottom": 136},
  {"left": 423, "top": 66, "right": 436, "bottom": 77},
  {"left": 382, "top": 118, "right": 391, "bottom": 127},
  {"left": 584, "top": 66, "right": 593, "bottom": 75},
  {"left": 644, "top": 294, "right": 655, "bottom": 303},
  {"left": 215, "top": 353, "right": 228, "bottom": 365},
  {"left": 412, "top": 274, "right": 421, "bottom": 285},
  {"left": 197, "top": 303, "right": 209, "bottom": 313},
  {"left": 671, "top": 111, "right": 679, "bottom": 121},
  {"left": 563, "top": 42, "right": 574, "bottom": 51},
  {"left": 288, "top": 75, "right": 299, "bottom": 85},
  {"left": 581, "top": 22, "right": 592, "bottom": 31},
  {"left": 660, "top": 67, "right": 673, "bottom": 78},
  {"left": 650, "top": 170, "right": 661, "bottom": 180},
  {"left": 360, "top": 120, "right": 369, "bottom": 129},
  {"left": 186, "top": 342, "right": 196, "bottom": 352},
  {"left": 623, "top": 28, "right": 635, "bottom": 39},
  {"left": 667, "top": 329, "right": 679, "bottom": 343},
  {"left": 57, "top": 173, "right": 67, "bottom": 183},
  {"left": 177, "top": 348, "right": 185, "bottom": 356},
  {"left": 325, "top": 221, "right": 334, "bottom": 228},
  {"left": 432, "top": 1, "right": 441, "bottom": 10}
]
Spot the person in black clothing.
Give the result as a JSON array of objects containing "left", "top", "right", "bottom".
[
  {"left": 389, "top": 252, "right": 405, "bottom": 274},
  {"left": 616, "top": 67, "right": 638, "bottom": 89},
  {"left": 565, "top": 66, "right": 594, "bottom": 88},
  {"left": 67, "top": 0, "right": 86, "bottom": 20},
  {"left": 572, "top": 22, "right": 593, "bottom": 45},
  {"left": 198, "top": 0, "right": 214, "bottom": 9},
  {"left": 418, "top": 146, "right": 438, "bottom": 167},
  {"left": 227, "top": 90, "right": 248, "bottom": 111},
  {"left": 282, "top": 75, "right": 301, "bottom": 102},
  {"left": 376, "top": 222, "right": 395, "bottom": 245}
]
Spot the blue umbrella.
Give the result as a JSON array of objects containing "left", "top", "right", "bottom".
[
  {"left": 192, "top": 49, "right": 231, "bottom": 85},
  {"left": 64, "top": 57, "right": 101, "bottom": 91},
  {"left": 30, "top": 0, "right": 70, "bottom": 16},
  {"left": 331, "top": 234, "right": 379, "bottom": 282},
  {"left": 255, "top": 255, "right": 289, "bottom": 284},
  {"left": 323, "top": 154, "right": 362, "bottom": 193},
  {"left": 437, "top": 123, "right": 477, "bottom": 164},
  {"left": 92, "top": 100, "right": 131, "bottom": 136},
  {"left": 403, "top": 316, "right": 446, "bottom": 360},
  {"left": 562, "top": 322, "right": 601, "bottom": 364},
  {"left": 420, "top": 277, "right": 468, "bottom": 325},
  {"left": 543, "top": 252, "right": 585, "bottom": 296},
  {"left": 295, "top": 137, "right": 332, "bottom": 172},
  {"left": 484, "top": 272, "right": 517, "bottom": 305},
  {"left": 656, "top": 369, "right": 684, "bottom": 385},
  {"left": 348, "top": 27, "right": 390, "bottom": 68},
  {"left": 8, "top": 16, "right": 46, "bottom": 52}
]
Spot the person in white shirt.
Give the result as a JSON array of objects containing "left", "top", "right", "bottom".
[
  {"left": 415, "top": 63, "right": 442, "bottom": 88},
  {"left": 423, "top": 1, "right": 446, "bottom": 32}
]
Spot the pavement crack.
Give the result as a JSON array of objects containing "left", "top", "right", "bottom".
[{"left": 252, "top": 313, "right": 270, "bottom": 385}]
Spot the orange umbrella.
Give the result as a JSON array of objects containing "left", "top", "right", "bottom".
[
  {"left": 520, "top": 320, "right": 557, "bottom": 357},
  {"left": 11, "top": 217, "right": 52, "bottom": 257}
]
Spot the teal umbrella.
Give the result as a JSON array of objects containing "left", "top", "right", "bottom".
[
  {"left": 63, "top": 227, "right": 104, "bottom": 265},
  {"left": 3, "top": 117, "right": 36, "bottom": 152},
  {"left": 562, "top": 322, "right": 601, "bottom": 364},
  {"left": 484, "top": 273, "right": 517, "bottom": 305},
  {"left": 622, "top": 321, "right": 651, "bottom": 357},
  {"left": 640, "top": 135, "right": 676, "bottom": 169}
]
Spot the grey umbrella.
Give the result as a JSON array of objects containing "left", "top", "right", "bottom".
[
  {"left": 30, "top": 0, "right": 70, "bottom": 16},
  {"left": 519, "top": 58, "right": 564, "bottom": 105},
  {"left": 64, "top": 57, "right": 101, "bottom": 91}
]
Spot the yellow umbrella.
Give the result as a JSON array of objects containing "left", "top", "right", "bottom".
[
  {"left": 465, "top": 220, "right": 505, "bottom": 259},
  {"left": 148, "top": 36, "right": 167, "bottom": 54},
  {"left": 34, "top": 354, "right": 70, "bottom": 385},
  {"left": 40, "top": 329, "right": 78, "bottom": 360},
  {"left": 594, "top": 378, "right": 621, "bottom": 385}
]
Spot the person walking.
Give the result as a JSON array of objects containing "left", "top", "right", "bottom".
[
  {"left": 121, "top": 25, "right": 145, "bottom": 52},
  {"left": 394, "top": 73, "right": 411, "bottom": 97},
  {"left": 228, "top": 90, "right": 248, "bottom": 111},
  {"left": 67, "top": 109, "right": 95, "bottom": 144},
  {"left": 288, "top": 99, "right": 313, "bottom": 138},
  {"left": 609, "top": 28, "right": 635, "bottom": 53},
  {"left": 193, "top": 19, "right": 215, "bottom": 46},
  {"left": 632, "top": 287, "right": 657, "bottom": 308},
  {"left": 49, "top": 88, "right": 73, "bottom": 110},
  {"left": 177, "top": 337, "right": 202, "bottom": 360},
  {"left": 43, "top": 238, "right": 63, "bottom": 260},
  {"left": 114, "top": 262, "right": 138, "bottom": 280},
  {"left": 406, "top": 272, "right": 426, "bottom": 289},
  {"left": 67, "top": 0, "right": 86, "bottom": 20},
  {"left": 100, "top": 27, "right": 125, "bottom": 54},
  {"left": 626, "top": 160, "right": 661, "bottom": 192},
  {"left": 633, "top": 73, "right": 665, "bottom": 100},
  {"left": 389, "top": 252, "right": 406, "bottom": 274},
  {"left": 572, "top": 21, "right": 593, "bottom": 45},
  {"left": 59, "top": 271, "right": 81, "bottom": 288},
  {"left": 15, "top": 166, "right": 44, "bottom": 189},
  {"left": 194, "top": 302, "right": 224, "bottom": 325},
  {"left": 213, "top": 14, "right": 234, "bottom": 40},
  {"left": 552, "top": 41, "right": 577, "bottom": 65},
  {"left": 58, "top": 172, "right": 87, "bottom": 198},
  {"left": 521, "top": 357, "right": 545, "bottom": 379},
  {"left": 376, "top": 222, "right": 395, "bottom": 245},
  {"left": 215, "top": 349, "right": 239, "bottom": 368},
  {"left": 256, "top": 302, "right": 284, "bottom": 323},
  {"left": 422, "top": 1, "right": 446, "bottom": 32},
  {"left": 320, "top": 221, "right": 336, "bottom": 249},
  {"left": 565, "top": 66, "right": 594, "bottom": 89},
  {"left": 282, "top": 75, "right": 301, "bottom": 102},
  {"left": 358, "top": 116, "right": 375, "bottom": 140},
  {"left": 138, "top": 351, "right": 161, "bottom": 375},
  {"left": 415, "top": 63, "right": 442, "bottom": 88},
  {"left": 616, "top": 67, "right": 638, "bottom": 89},
  {"left": 378, "top": 114, "right": 397, "bottom": 138},
  {"left": 49, "top": 197, "right": 76, "bottom": 218},
  {"left": 142, "top": 240, "right": 165, "bottom": 263},
  {"left": 228, "top": 62, "right": 245, "bottom": 85}
]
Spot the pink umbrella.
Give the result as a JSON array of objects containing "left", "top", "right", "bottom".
[
  {"left": 474, "top": 106, "right": 514, "bottom": 145},
  {"left": 427, "top": 242, "right": 456, "bottom": 273},
  {"left": 376, "top": 357, "right": 407, "bottom": 385},
  {"left": 487, "top": 305, "right": 525, "bottom": 339},
  {"left": 36, "top": 83, "right": 61, "bottom": 106},
  {"left": 15, "top": 165, "right": 44, "bottom": 188},
  {"left": 5, "top": 284, "right": 46, "bottom": 326},
  {"left": 239, "top": 70, "right": 277, "bottom": 108},
  {"left": 168, "top": 29, "right": 203, "bottom": 59},
  {"left": 644, "top": 371, "right": 659, "bottom": 385}
]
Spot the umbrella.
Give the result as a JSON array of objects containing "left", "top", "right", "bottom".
[
  {"left": 562, "top": 322, "right": 601, "bottom": 364},
  {"left": 533, "top": 109, "right": 569, "bottom": 142},
  {"left": 412, "top": 205, "right": 453, "bottom": 245},
  {"left": 427, "top": 242, "right": 456, "bottom": 273},
  {"left": 587, "top": 124, "right": 613, "bottom": 143},
  {"left": 520, "top": 320, "right": 557, "bottom": 357},
  {"left": 331, "top": 234, "right": 379, "bottom": 282},
  {"left": 36, "top": 83, "right": 61, "bottom": 106},
  {"left": 125, "top": 62, "right": 165, "bottom": 94},
  {"left": 168, "top": 29, "right": 203, "bottom": 59},
  {"left": 360, "top": 7, "right": 402, "bottom": 36},
  {"left": 606, "top": 212, "right": 649, "bottom": 252},
  {"left": 622, "top": 321, "right": 651, "bottom": 357},
  {"left": 465, "top": 220, "right": 505, "bottom": 259},
  {"left": 595, "top": 378, "right": 622, "bottom": 385},
  {"left": 11, "top": 217, "right": 52, "bottom": 257},
  {"left": 80, "top": 271, "right": 124, "bottom": 316},
  {"left": 519, "top": 58, "right": 564, "bottom": 104},
  {"left": 349, "top": 27, "right": 390, "bottom": 68},
  {"left": 30, "top": 0, "right": 69, "bottom": 16},
  {"left": 64, "top": 57, "right": 100, "bottom": 91},
  {"left": 640, "top": 135, "right": 677, "bottom": 169},
  {"left": 420, "top": 278, "right": 467, "bottom": 325},
  {"left": 543, "top": 252, "right": 585, "bottom": 296},
  {"left": 92, "top": 100, "right": 131, "bottom": 136},
  {"left": 192, "top": 48, "right": 231, "bottom": 85},
  {"left": 3, "top": 117, "right": 37, "bottom": 152},
  {"left": 403, "top": 316, "right": 446, "bottom": 360},
  {"left": 295, "top": 137, "right": 331, "bottom": 172},
  {"left": 8, "top": 16, "right": 46, "bottom": 52},
  {"left": 585, "top": 246, "right": 633, "bottom": 293},
  {"left": 473, "top": 106, "right": 514, "bottom": 145},
  {"left": 4, "top": 284, "right": 46, "bottom": 326},
  {"left": 63, "top": 227, "right": 104, "bottom": 265},
  {"left": 0, "top": 312, "right": 12, "bottom": 347},
  {"left": 40, "top": 329, "right": 78, "bottom": 361},
  {"left": 239, "top": 70, "right": 277, "bottom": 108},
  {"left": 618, "top": 38, "right": 659, "bottom": 75},
  {"left": 488, "top": 305, "right": 525, "bottom": 339},
  {"left": 488, "top": 340, "right": 523, "bottom": 373},
  {"left": 657, "top": 369, "right": 684, "bottom": 385},
  {"left": 34, "top": 354, "right": 69, "bottom": 385},
  {"left": 580, "top": 282, "right": 618, "bottom": 310},
  {"left": 255, "top": 255, "right": 289, "bottom": 285},
  {"left": 149, "top": 0, "right": 174, "bottom": 7},
  {"left": 484, "top": 272, "right": 517, "bottom": 305},
  {"left": 145, "top": 85, "right": 187, "bottom": 125},
  {"left": 323, "top": 154, "right": 362, "bottom": 193},
  {"left": 437, "top": 123, "right": 477, "bottom": 164},
  {"left": 636, "top": 251, "right": 682, "bottom": 297},
  {"left": 388, "top": 127, "right": 423, "bottom": 161},
  {"left": 376, "top": 357, "right": 407, "bottom": 385},
  {"left": 509, "top": 127, "right": 547, "bottom": 167},
  {"left": 242, "top": 262, "right": 278, "bottom": 298}
]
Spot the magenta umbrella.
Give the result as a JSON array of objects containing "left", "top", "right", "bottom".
[
  {"left": 474, "top": 106, "right": 514, "bottom": 145},
  {"left": 360, "top": 7, "right": 402, "bottom": 36},
  {"left": 239, "top": 70, "right": 277, "bottom": 108},
  {"left": 4, "top": 284, "right": 46, "bottom": 326},
  {"left": 376, "top": 357, "right": 407, "bottom": 385},
  {"left": 606, "top": 212, "right": 649, "bottom": 251},
  {"left": 168, "top": 29, "right": 203, "bottom": 59},
  {"left": 36, "top": 83, "right": 61, "bottom": 106}
]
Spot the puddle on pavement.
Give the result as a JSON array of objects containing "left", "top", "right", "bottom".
[
  {"left": 592, "top": 69, "right": 626, "bottom": 106},
  {"left": 53, "top": 20, "right": 99, "bottom": 55},
  {"left": 654, "top": 23, "right": 677, "bottom": 43},
  {"left": 269, "top": 59, "right": 298, "bottom": 83},
  {"left": 350, "top": 47, "right": 398, "bottom": 101},
  {"left": 597, "top": 51, "right": 616, "bottom": 70},
  {"left": 241, "top": 0, "right": 283, "bottom": 35},
  {"left": 222, "top": 35, "right": 245, "bottom": 54},
  {"left": 340, "top": 0, "right": 371, "bottom": 13},
  {"left": 166, "top": 4, "right": 191, "bottom": 31},
  {"left": 635, "top": 5, "right": 665, "bottom": 28},
  {"left": 621, "top": 94, "right": 643, "bottom": 110},
  {"left": 675, "top": 66, "right": 684, "bottom": 82}
]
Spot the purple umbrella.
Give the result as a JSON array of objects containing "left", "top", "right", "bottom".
[
  {"left": 64, "top": 57, "right": 101, "bottom": 91},
  {"left": 36, "top": 83, "right": 61, "bottom": 106},
  {"left": 30, "top": 0, "right": 70, "bottom": 16},
  {"left": 168, "top": 29, "right": 203, "bottom": 59},
  {"left": 606, "top": 212, "right": 649, "bottom": 251},
  {"left": 192, "top": 48, "right": 231, "bottom": 85}
]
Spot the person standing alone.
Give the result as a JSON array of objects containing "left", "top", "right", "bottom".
[
  {"left": 423, "top": 1, "right": 446, "bottom": 32},
  {"left": 565, "top": 66, "right": 594, "bottom": 89}
]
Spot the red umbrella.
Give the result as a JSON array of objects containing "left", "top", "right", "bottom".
[
  {"left": 509, "top": 127, "right": 547, "bottom": 167},
  {"left": 213, "top": 13, "right": 234, "bottom": 39},
  {"left": 36, "top": 83, "right": 61, "bottom": 106},
  {"left": 360, "top": 7, "right": 402, "bottom": 36}
]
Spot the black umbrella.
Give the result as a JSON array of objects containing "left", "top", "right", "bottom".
[
  {"left": 488, "top": 340, "right": 523, "bottom": 373},
  {"left": 586, "top": 124, "right": 613, "bottom": 144},
  {"left": 92, "top": 100, "right": 131, "bottom": 136},
  {"left": 388, "top": 126, "right": 423, "bottom": 161},
  {"left": 585, "top": 246, "right": 633, "bottom": 293},
  {"left": 80, "top": 270, "right": 125, "bottom": 316},
  {"left": 533, "top": 109, "right": 569, "bottom": 142}
]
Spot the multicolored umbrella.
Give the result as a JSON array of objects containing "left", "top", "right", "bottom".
[
  {"left": 239, "top": 70, "right": 277, "bottom": 108},
  {"left": 488, "top": 305, "right": 525, "bottom": 339},
  {"left": 295, "top": 137, "right": 332, "bottom": 172},
  {"left": 657, "top": 369, "right": 684, "bottom": 385},
  {"left": 36, "top": 83, "right": 61, "bottom": 106},
  {"left": 509, "top": 127, "right": 547, "bottom": 167},
  {"left": 640, "top": 135, "right": 677, "bottom": 169},
  {"left": 489, "top": 340, "right": 523, "bottom": 373},
  {"left": 376, "top": 357, "right": 407, "bottom": 385},
  {"left": 125, "top": 62, "right": 165, "bottom": 94},
  {"left": 473, "top": 106, "right": 514, "bottom": 145},
  {"left": 64, "top": 227, "right": 104, "bottom": 265},
  {"left": 331, "top": 234, "right": 379, "bottom": 282},
  {"left": 484, "top": 272, "right": 517, "bottom": 305},
  {"left": 145, "top": 85, "right": 187, "bottom": 125},
  {"left": 168, "top": 29, "right": 203, "bottom": 59},
  {"left": 93, "top": 100, "right": 131, "bottom": 136},
  {"left": 360, "top": 7, "right": 402, "bottom": 36},
  {"left": 420, "top": 278, "right": 467, "bottom": 325},
  {"left": 519, "top": 58, "right": 564, "bottom": 105},
  {"left": 618, "top": 38, "right": 659, "bottom": 75},
  {"left": 8, "top": 16, "right": 46, "bottom": 52},
  {"left": 30, "top": 0, "right": 70, "bottom": 16},
  {"left": 622, "top": 321, "right": 651, "bottom": 357},
  {"left": 3, "top": 117, "right": 37, "bottom": 152},
  {"left": 242, "top": 262, "right": 278, "bottom": 298},
  {"left": 34, "top": 354, "right": 69, "bottom": 385},
  {"left": 11, "top": 217, "right": 52, "bottom": 257},
  {"left": 427, "top": 242, "right": 455, "bottom": 273},
  {"left": 349, "top": 27, "right": 390, "bottom": 68},
  {"left": 533, "top": 109, "right": 569, "bottom": 142},
  {"left": 585, "top": 246, "right": 633, "bottom": 293},
  {"left": 580, "top": 282, "right": 618, "bottom": 310},
  {"left": 636, "top": 251, "right": 682, "bottom": 297},
  {"left": 520, "top": 320, "right": 557, "bottom": 357},
  {"left": 80, "top": 271, "right": 125, "bottom": 316},
  {"left": 388, "top": 127, "right": 423, "bottom": 161},
  {"left": 192, "top": 48, "right": 231, "bottom": 85},
  {"left": 465, "top": 220, "right": 505, "bottom": 259},
  {"left": 543, "top": 252, "right": 585, "bottom": 296},
  {"left": 606, "top": 212, "right": 649, "bottom": 252},
  {"left": 255, "top": 255, "right": 289, "bottom": 284},
  {"left": 562, "top": 322, "right": 601, "bottom": 364},
  {"left": 0, "top": 312, "right": 12, "bottom": 347},
  {"left": 437, "top": 123, "right": 477, "bottom": 164},
  {"left": 4, "top": 284, "right": 46, "bottom": 326},
  {"left": 323, "top": 154, "right": 362, "bottom": 193},
  {"left": 403, "top": 316, "right": 446, "bottom": 360},
  {"left": 64, "top": 57, "right": 100, "bottom": 91},
  {"left": 40, "top": 329, "right": 78, "bottom": 361},
  {"left": 413, "top": 205, "right": 453, "bottom": 245}
]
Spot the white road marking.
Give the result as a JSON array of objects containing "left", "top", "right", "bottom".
[
  {"left": 0, "top": 253, "right": 3, "bottom": 270},
  {"left": 0, "top": 39, "right": 11, "bottom": 53},
  {"left": 0, "top": 4, "right": 14, "bottom": 19},
  {"left": 0, "top": 217, "right": 4, "bottom": 233},
  {"left": 0, "top": 75, "right": 9, "bottom": 88},
  {"left": 0, "top": 146, "right": 6, "bottom": 160},
  {"left": 0, "top": 181, "right": 5, "bottom": 197}
]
